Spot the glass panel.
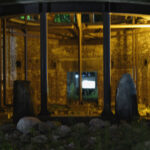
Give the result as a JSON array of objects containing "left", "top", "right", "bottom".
[
  {"left": 1, "top": 12, "right": 104, "bottom": 117},
  {"left": 48, "top": 13, "right": 103, "bottom": 116},
  {"left": 111, "top": 14, "right": 134, "bottom": 114},
  {"left": 67, "top": 72, "right": 98, "bottom": 102},
  {"left": 6, "top": 18, "right": 25, "bottom": 106},
  {"left": 26, "top": 14, "right": 41, "bottom": 115},
  {"left": 111, "top": 13, "right": 150, "bottom": 117},
  {"left": 82, "top": 72, "right": 98, "bottom": 102},
  {"left": 54, "top": 14, "right": 71, "bottom": 23},
  {"left": 5, "top": 14, "right": 41, "bottom": 115},
  {"left": 135, "top": 17, "right": 150, "bottom": 117},
  {"left": 82, "top": 13, "right": 103, "bottom": 115},
  {"left": 67, "top": 72, "right": 79, "bottom": 101},
  {"left": 47, "top": 13, "right": 79, "bottom": 116}
]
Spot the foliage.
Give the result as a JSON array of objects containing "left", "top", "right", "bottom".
[
  {"left": 20, "top": 15, "right": 31, "bottom": 21},
  {"left": 0, "top": 137, "right": 14, "bottom": 150},
  {"left": 54, "top": 14, "right": 71, "bottom": 23}
]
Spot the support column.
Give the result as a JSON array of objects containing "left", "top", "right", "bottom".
[
  {"left": 102, "top": 12, "right": 113, "bottom": 119},
  {"left": 39, "top": 4, "right": 49, "bottom": 116},
  {"left": 3, "top": 19, "right": 6, "bottom": 106}
]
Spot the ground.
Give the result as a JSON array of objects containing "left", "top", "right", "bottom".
[{"left": 0, "top": 118, "right": 150, "bottom": 150}]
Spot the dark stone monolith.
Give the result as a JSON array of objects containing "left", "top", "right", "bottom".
[
  {"left": 13, "top": 80, "right": 34, "bottom": 123},
  {"left": 115, "top": 74, "right": 139, "bottom": 121}
]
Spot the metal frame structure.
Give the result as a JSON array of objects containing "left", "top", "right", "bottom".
[
  {"left": 0, "top": 19, "right": 1, "bottom": 109},
  {"left": 0, "top": 1, "right": 150, "bottom": 118},
  {"left": 2, "top": 19, "right": 6, "bottom": 106},
  {"left": 24, "top": 15, "right": 28, "bottom": 81}
]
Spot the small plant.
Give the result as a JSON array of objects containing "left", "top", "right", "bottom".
[
  {"left": 29, "top": 127, "right": 37, "bottom": 136},
  {"left": 1, "top": 142, "right": 13, "bottom": 150}
]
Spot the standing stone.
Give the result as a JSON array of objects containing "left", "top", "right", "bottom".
[
  {"left": 13, "top": 80, "right": 34, "bottom": 123},
  {"left": 115, "top": 74, "right": 139, "bottom": 121}
]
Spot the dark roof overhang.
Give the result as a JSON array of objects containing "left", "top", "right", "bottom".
[{"left": 0, "top": 0, "right": 150, "bottom": 17}]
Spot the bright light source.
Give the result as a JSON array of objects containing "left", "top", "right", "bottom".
[
  {"left": 75, "top": 74, "right": 79, "bottom": 79},
  {"left": 82, "top": 80, "right": 95, "bottom": 89}
]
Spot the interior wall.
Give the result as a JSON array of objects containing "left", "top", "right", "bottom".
[
  {"left": 111, "top": 29, "right": 133, "bottom": 111},
  {"left": 4, "top": 18, "right": 150, "bottom": 116},
  {"left": 111, "top": 27, "right": 150, "bottom": 116},
  {"left": 27, "top": 31, "right": 41, "bottom": 114},
  {"left": 47, "top": 35, "right": 104, "bottom": 115},
  {"left": 6, "top": 28, "right": 25, "bottom": 105}
]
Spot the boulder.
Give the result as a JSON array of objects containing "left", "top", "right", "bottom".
[
  {"left": 89, "top": 118, "right": 106, "bottom": 129},
  {"left": 20, "top": 134, "right": 31, "bottom": 143},
  {"left": 31, "top": 135, "right": 48, "bottom": 144},
  {"left": 72, "top": 122, "right": 87, "bottom": 130},
  {"left": 38, "top": 122, "right": 51, "bottom": 134},
  {"left": 67, "top": 142, "right": 75, "bottom": 150},
  {"left": 46, "top": 121, "right": 61, "bottom": 129},
  {"left": 115, "top": 74, "right": 139, "bottom": 121},
  {"left": 16, "top": 117, "right": 41, "bottom": 134},
  {"left": 56, "top": 125, "right": 71, "bottom": 137}
]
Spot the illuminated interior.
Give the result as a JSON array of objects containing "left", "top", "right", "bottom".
[
  {"left": 47, "top": 13, "right": 103, "bottom": 116},
  {"left": 110, "top": 13, "right": 150, "bottom": 117},
  {"left": 1, "top": 12, "right": 150, "bottom": 118}
]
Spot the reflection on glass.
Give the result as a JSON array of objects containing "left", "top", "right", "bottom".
[
  {"left": 82, "top": 12, "right": 103, "bottom": 113},
  {"left": 54, "top": 14, "right": 71, "bottom": 23},
  {"left": 111, "top": 13, "right": 150, "bottom": 117},
  {"left": 48, "top": 13, "right": 103, "bottom": 116},
  {"left": 67, "top": 72, "right": 98, "bottom": 102},
  {"left": 4, "top": 14, "right": 41, "bottom": 115}
]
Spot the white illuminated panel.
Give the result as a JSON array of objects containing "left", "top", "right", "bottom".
[{"left": 82, "top": 80, "right": 95, "bottom": 89}]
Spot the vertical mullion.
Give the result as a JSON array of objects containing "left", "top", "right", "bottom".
[
  {"left": 24, "top": 15, "right": 27, "bottom": 80},
  {"left": 3, "top": 19, "right": 6, "bottom": 106},
  {"left": 0, "top": 19, "right": 1, "bottom": 108}
]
